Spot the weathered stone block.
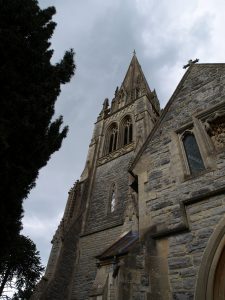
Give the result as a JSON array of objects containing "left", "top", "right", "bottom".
[
  {"left": 173, "top": 292, "right": 194, "bottom": 300},
  {"left": 169, "top": 256, "right": 192, "bottom": 270}
]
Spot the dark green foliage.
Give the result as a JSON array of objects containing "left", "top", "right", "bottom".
[
  {"left": 0, "top": 235, "right": 44, "bottom": 299},
  {"left": 0, "top": 0, "right": 75, "bottom": 259}
]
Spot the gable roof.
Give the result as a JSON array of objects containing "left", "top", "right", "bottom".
[
  {"left": 129, "top": 63, "right": 225, "bottom": 171},
  {"left": 96, "top": 231, "right": 139, "bottom": 261}
]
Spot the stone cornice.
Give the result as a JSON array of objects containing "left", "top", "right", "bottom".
[
  {"left": 95, "top": 94, "right": 159, "bottom": 124},
  {"left": 97, "top": 142, "right": 135, "bottom": 166}
]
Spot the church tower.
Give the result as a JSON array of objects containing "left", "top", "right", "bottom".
[{"left": 33, "top": 53, "right": 160, "bottom": 300}]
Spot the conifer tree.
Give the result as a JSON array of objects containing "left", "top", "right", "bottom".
[
  {"left": 0, "top": 0, "right": 75, "bottom": 259},
  {"left": 0, "top": 235, "right": 44, "bottom": 298}
]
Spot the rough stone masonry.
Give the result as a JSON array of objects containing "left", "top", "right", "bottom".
[{"left": 32, "top": 56, "right": 225, "bottom": 300}]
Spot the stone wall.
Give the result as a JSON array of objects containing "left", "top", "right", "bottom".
[
  {"left": 169, "top": 193, "right": 225, "bottom": 299},
  {"left": 71, "top": 225, "right": 123, "bottom": 300},
  {"left": 84, "top": 151, "right": 134, "bottom": 234},
  {"left": 133, "top": 64, "right": 225, "bottom": 299}
]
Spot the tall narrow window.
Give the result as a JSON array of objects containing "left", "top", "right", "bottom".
[
  {"left": 129, "top": 122, "right": 133, "bottom": 143},
  {"left": 124, "top": 126, "right": 128, "bottom": 145},
  {"left": 104, "top": 124, "right": 118, "bottom": 155},
  {"left": 123, "top": 117, "right": 133, "bottom": 146},
  {"left": 110, "top": 185, "right": 116, "bottom": 213},
  {"left": 109, "top": 134, "right": 114, "bottom": 153},
  {"left": 183, "top": 132, "right": 205, "bottom": 175},
  {"left": 108, "top": 127, "right": 118, "bottom": 153},
  {"left": 108, "top": 183, "right": 117, "bottom": 213}
]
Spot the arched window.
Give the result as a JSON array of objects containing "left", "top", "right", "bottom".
[
  {"left": 182, "top": 132, "right": 205, "bottom": 175},
  {"left": 109, "top": 126, "right": 118, "bottom": 153},
  {"left": 123, "top": 117, "right": 133, "bottom": 145},
  {"left": 104, "top": 123, "right": 118, "bottom": 155}
]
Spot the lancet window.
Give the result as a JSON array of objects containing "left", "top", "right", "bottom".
[
  {"left": 107, "top": 183, "right": 117, "bottom": 213},
  {"left": 104, "top": 123, "right": 118, "bottom": 155},
  {"left": 110, "top": 186, "right": 116, "bottom": 213},
  {"left": 122, "top": 116, "right": 133, "bottom": 146},
  {"left": 182, "top": 132, "right": 205, "bottom": 175},
  {"left": 109, "top": 126, "right": 118, "bottom": 153}
]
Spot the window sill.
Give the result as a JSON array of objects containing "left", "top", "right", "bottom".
[
  {"left": 183, "top": 168, "right": 214, "bottom": 182},
  {"left": 98, "top": 142, "right": 135, "bottom": 166}
]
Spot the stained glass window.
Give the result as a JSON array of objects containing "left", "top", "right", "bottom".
[{"left": 183, "top": 133, "right": 205, "bottom": 175}]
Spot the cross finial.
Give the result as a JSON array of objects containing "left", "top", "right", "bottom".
[
  {"left": 183, "top": 58, "right": 199, "bottom": 69},
  {"left": 133, "top": 49, "right": 136, "bottom": 56}
]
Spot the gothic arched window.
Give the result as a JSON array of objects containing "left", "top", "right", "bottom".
[
  {"left": 182, "top": 132, "right": 205, "bottom": 175},
  {"left": 122, "top": 117, "right": 133, "bottom": 146},
  {"left": 104, "top": 123, "right": 118, "bottom": 155},
  {"left": 109, "top": 126, "right": 118, "bottom": 153}
]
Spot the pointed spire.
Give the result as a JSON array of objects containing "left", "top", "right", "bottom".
[
  {"left": 109, "top": 53, "right": 161, "bottom": 114},
  {"left": 121, "top": 52, "right": 151, "bottom": 97}
]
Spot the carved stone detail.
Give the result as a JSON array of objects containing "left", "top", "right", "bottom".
[
  {"left": 104, "top": 104, "right": 134, "bottom": 128},
  {"left": 97, "top": 142, "right": 135, "bottom": 166},
  {"left": 204, "top": 109, "right": 225, "bottom": 150}
]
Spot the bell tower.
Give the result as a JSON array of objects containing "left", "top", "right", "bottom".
[
  {"left": 79, "top": 52, "right": 160, "bottom": 237},
  {"left": 34, "top": 53, "right": 160, "bottom": 300}
]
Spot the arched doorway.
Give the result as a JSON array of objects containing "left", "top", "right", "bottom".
[
  {"left": 195, "top": 217, "right": 225, "bottom": 300},
  {"left": 213, "top": 244, "right": 225, "bottom": 299}
]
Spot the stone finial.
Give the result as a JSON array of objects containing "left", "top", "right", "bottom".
[
  {"left": 98, "top": 98, "right": 110, "bottom": 120},
  {"left": 102, "top": 98, "right": 109, "bottom": 110},
  {"left": 114, "top": 86, "right": 119, "bottom": 96},
  {"left": 102, "top": 98, "right": 110, "bottom": 117}
]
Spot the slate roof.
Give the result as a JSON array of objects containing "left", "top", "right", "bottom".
[{"left": 96, "top": 231, "right": 139, "bottom": 260}]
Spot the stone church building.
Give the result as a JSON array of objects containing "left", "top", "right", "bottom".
[{"left": 32, "top": 54, "right": 225, "bottom": 300}]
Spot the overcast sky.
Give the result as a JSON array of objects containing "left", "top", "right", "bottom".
[{"left": 22, "top": 0, "right": 225, "bottom": 267}]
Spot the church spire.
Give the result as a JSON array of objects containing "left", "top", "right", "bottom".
[
  {"left": 121, "top": 51, "right": 151, "bottom": 97},
  {"left": 110, "top": 53, "right": 160, "bottom": 114}
]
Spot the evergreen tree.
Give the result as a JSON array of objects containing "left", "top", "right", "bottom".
[
  {"left": 0, "top": 0, "right": 75, "bottom": 259},
  {"left": 0, "top": 235, "right": 44, "bottom": 299}
]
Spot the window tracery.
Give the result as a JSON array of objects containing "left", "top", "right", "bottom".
[
  {"left": 109, "top": 126, "right": 118, "bottom": 153},
  {"left": 104, "top": 123, "right": 118, "bottom": 155},
  {"left": 121, "top": 116, "right": 133, "bottom": 146}
]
